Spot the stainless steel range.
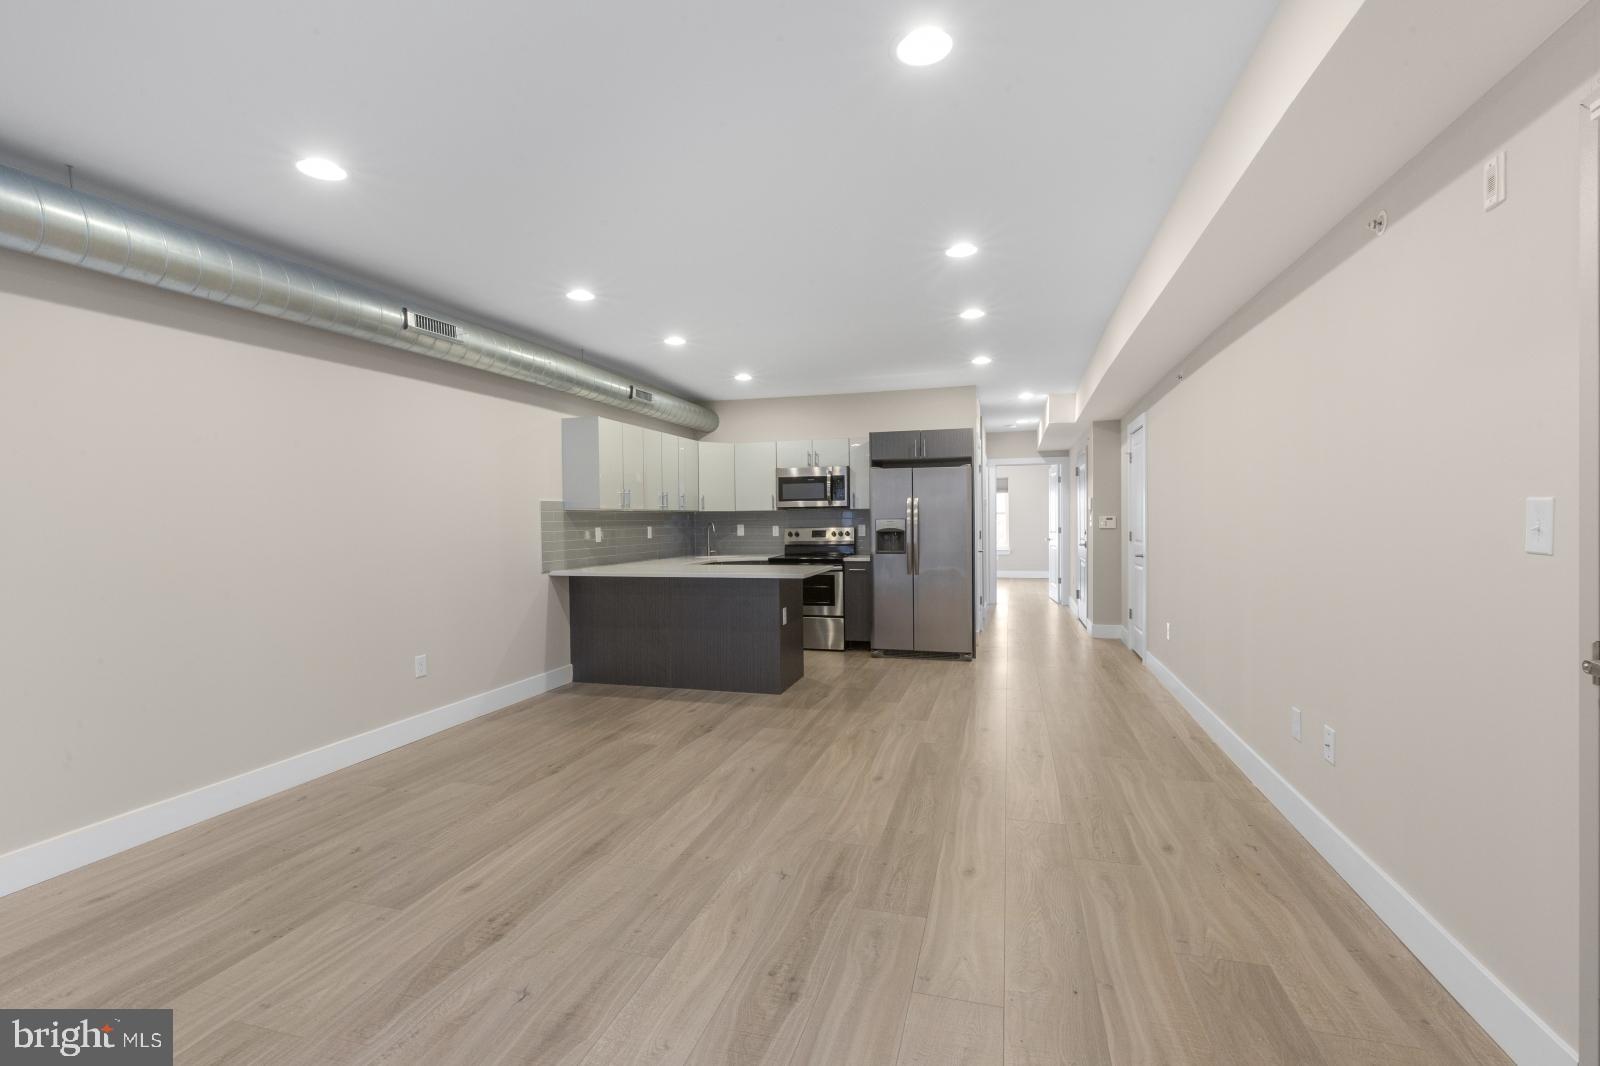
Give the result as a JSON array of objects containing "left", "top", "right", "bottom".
[{"left": 768, "top": 526, "right": 854, "bottom": 651}]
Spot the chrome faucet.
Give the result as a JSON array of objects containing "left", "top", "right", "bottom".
[{"left": 706, "top": 521, "right": 717, "bottom": 557}]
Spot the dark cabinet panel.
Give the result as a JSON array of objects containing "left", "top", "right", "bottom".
[
  {"left": 568, "top": 577, "right": 802, "bottom": 694},
  {"left": 918, "top": 428, "right": 974, "bottom": 461},
  {"left": 844, "top": 562, "right": 873, "bottom": 643},
  {"left": 868, "top": 431, "right": 919, "bottom": 462},
  {"left": 868, "top": 428, "right": 973, "bottom": 463}
]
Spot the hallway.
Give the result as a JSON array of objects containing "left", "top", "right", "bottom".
[{"left": 0, "top": 581, "right": 1507, "bottom": 1064}]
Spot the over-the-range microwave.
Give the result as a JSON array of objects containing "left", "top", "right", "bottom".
[{"left": 775, "top": 466, "right": 849, "bottom": 509}]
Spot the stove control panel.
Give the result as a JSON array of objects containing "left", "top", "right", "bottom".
[{"left": 785, "top": 527, "right": 855, "bottom": 544}]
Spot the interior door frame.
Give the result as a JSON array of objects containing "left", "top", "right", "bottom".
[
  {"left": 1074, "top": 447, "right": 1089, "bottom": 626},
  {"left": 1125, "top": 414, "right": 1148, "bottom": 657},
  {"left": 1578, "top": 86, "right": 1599, "bottom": 1066},
  {"left": 1047, "top": 462, "right": 1063, "bottom": 602},
  {"left": 989, "top": 456, "right": 1052, "bottom": 588}
]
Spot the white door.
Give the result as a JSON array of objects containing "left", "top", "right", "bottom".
[
  {"left": 812, "top": 438, "right": 850, "bottom": 469},
  {"left": 735, "top": 441, "right": 778, "bottom": 510},
  {"left": 620, "top": 423, "right": 645, "bottom": 509},
  {"left": 1128, "top": 421, "right": 1147, "bottom": 655},
  {"left": 699, "top": 441, "right": 736, "bottom": 510},
  {"left": 1075, "top": 454, "right": 1088, "bottom": 621},
  {"left": 641, "top": 430, "right": 663, "bottom": 511},
  {"left": 658, "top": 433, "right": 677, "bottom": 511},
  {"left": 676, "top": 437, "right": 699, "bottom": 510},
  {"left": 776, "top": 440, "right": 811, "bottom": 468},
  {"left": 848, "top": 438, "right": 870, "bottom": 508},
  {"left": 1047, "top": 463, "right": 1063, "bottom": 603}
]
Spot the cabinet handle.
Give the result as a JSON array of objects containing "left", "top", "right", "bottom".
[{"left": 700, "top": 494, "right": 705, "bottom": 510}]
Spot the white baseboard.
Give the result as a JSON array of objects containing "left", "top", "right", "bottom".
[
  {"left": 0, "top": 664, "right": 574, "bottom": 899},
  {"left": 1143, "top": 654, "right": 1574, "bottom": 1066},
  {"left": 998, "top": 569, "right": 1049, "bottom": 578},
  {"left": 1090, "top": 622, "right": 1125, "bottom": 640}
]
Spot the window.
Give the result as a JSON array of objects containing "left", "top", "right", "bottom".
[{"left": 995, "top": 477, "right": 1011, "bottom": 553}]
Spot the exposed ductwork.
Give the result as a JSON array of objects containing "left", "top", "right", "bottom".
[{"left": 0, "top": 163, "right": 719, "bottom": 433}]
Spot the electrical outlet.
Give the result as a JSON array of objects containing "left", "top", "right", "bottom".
[
  {"left": 583, "top": 529, "right": 592, "bottom": 541},
  {"left": 1291, "top": 707, "right": 1302, "bottom": 742},
  {"left": 857, "top": 524, "right": 867, "bottom": 538},
  {"left": 1165, "top": 621, "right": 1172, "bottom": 640},
  {"left": 594, "top": 527, "right": 603, "bottom": 543},
  {"left": 646, "top": 526, "right": 653, "bottom": 539},
  {"left": 772, "top": 525, "right": 780, "bottom": 537},
  {"left": 736, "top": 524, "right": 745, "bottom": 536},
  {"left": 414, "top": 654, "right": 428, "bottom": 679},
  {"left": 1322, "top": 725, "right": 1336, "bottom": 765}
]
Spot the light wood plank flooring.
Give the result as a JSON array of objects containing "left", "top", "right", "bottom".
[{"left": 0, "top": 580, "right": 1509, "bottom": 1065}]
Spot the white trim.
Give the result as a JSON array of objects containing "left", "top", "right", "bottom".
[
  {"left": 998, "top": 569, "right": 1049, "bottom": 578},
  {"left": 0, "top": 664, "right": 574, "bottom": 898},
  {"left": 1090, "top": 623, "right": 1125, "bottom": 640},
  {"left": 1143, "top": 653, "right": 1575, "bottom": 1066}
]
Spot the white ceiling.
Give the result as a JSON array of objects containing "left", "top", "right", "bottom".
[{"left": 0, "top": 0, "right": 1279, "bottom": 429}]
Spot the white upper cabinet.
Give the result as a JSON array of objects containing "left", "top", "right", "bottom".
[
  {"left": 564, "top": 419, "right": 871, "bottom": 512},
  {"left": 657, "top": 433, "right": 677, "bottom": 511},
  {"left": 699, "top": 441, "right": 736, "bottom": 511},
  {"left": 734, "top": 441, "right": 778, "bottom": 511},
  {"left": 561, "top": 417, "right": 624, "bottom": 509},
  {"left": 620, "top": 423, "right": 646, "bottom": 509},
  {"left": 848, "top": 438, "right": 871, "bottom": 510},
  {"left": 676, "top": 437, "right": 699, "bottom": 510},
  {"left": 641, "top": 429, "right": 663, "bottom": 510},
  {"left": 812, "top": 438, "right": 849, "bottom": 469},
  {"left": 776, "top": 438, "right": 850, "bottom": 468},
  {"left": 776, "top": 440, "right": 812, "bottom": 469}
]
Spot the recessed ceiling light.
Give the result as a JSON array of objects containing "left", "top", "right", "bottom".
[
  {"left": 896, "top": 26, "right": 954, "bottom": 66},
  {"left": 566, "top": 288, "right": 596, "bottom": 302},
  {"left": 664, "top": 335, "right": 686, "bottom": 347},
  {"left": 944, "top": 241, "right": 978, "bottom": 259},
  {"left": 970, "top": 355, "right": 992, "bottom": 366},
  {"left": 959, "top": 307, "right": 986, "bottom": 320},
  {"left": 294, "top": 157, "right": 347, "bottom": 182},
  {"left": 734, "top": 372, "right": 753, "bottom": 382},
  {"left": 1018, "top": 390, "right": 1035, "bottom": 400}
]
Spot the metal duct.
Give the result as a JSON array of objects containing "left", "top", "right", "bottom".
[{"left": 0, "top": 163, "right": 719, "bottom": 433}]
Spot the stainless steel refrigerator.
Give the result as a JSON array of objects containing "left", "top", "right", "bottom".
[{"left": 871, "top": 462, "right": 974, "bottom": 657}]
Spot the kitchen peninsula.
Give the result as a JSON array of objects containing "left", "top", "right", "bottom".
[{"left": 550, "top": 556, "right": 833, "bottom": 693}]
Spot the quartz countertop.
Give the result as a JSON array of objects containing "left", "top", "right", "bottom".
[{"left": 549, "top": 555, "right": 835, "bottom": 580}]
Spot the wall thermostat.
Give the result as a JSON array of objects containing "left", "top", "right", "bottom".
[{"left": 1099, "top": 515, "right": 1118, "bottom": 529}]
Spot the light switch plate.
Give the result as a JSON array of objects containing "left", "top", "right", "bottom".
[
  {"left": 736, "top": 524, "right": 745, "bottom": 536},
  {"left": 772, "top": 525, "right": 780, "bottom": 537},
  {"left": 1290, "top": 707, "right": 1302, "bottom": 742},
  {"left": 1525, "top": 497, "right": 1554, "bottom": 555},
  {"left": 1322, "top": 725, "right": 1336, "bottom": 765},
  {"left": 594, "top": 527, "right": 603, "bottom": 543},
  {"left": 646, "top": 526, "right": 653, "bottom": 539},
  {"left": 414, "top": 654, "right": 428, "bottom": 679}
]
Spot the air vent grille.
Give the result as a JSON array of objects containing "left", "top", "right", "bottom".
[
  {"left": 631, "top": 386, "right": 655, "bottom": 403},
  {"left": 403, "top": 309, "right": 459, "bottom": 339}
]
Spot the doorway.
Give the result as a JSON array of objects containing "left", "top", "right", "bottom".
[
  {"left": 1127, "top": 416, "right": 1147, "bottom": 657},
  {"left": 1074, "top": 450, "right": 1089, "bottom": 625},
  {"left": 1047, "top": 463, "right": 1064, "bottom": 603}
]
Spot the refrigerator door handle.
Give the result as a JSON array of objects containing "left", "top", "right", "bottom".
[
  {"left": 911, "top": 496, "right": 920, "bottom": 575},
  {"left": 906, "top": 496, "right": 914, "bottom": 575}
]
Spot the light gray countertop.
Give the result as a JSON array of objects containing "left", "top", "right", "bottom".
[{"left": 549, "top": 555, "right": 836, "bottom": 580}]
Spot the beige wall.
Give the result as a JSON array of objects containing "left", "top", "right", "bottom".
[
  {"left": 1087, "top": 421, "right": 1124, "bottom": 628},
  {"left": 0, "top": 249, "right": 576, "bottom": 857},
  {"left": 984, "top": 430, "right": 1041, "bottom": 460},
  {"left": 706, "top": 386, "right": 979, "bottom": 442},
  {"left": 998, "top": 463, "right": 1050, "bottom": 574},
  {"left": 1139, "top": 22, "right": 1592, "bottom": 1043}
]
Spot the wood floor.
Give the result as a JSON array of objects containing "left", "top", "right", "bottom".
[{"left": 0, "top": 580, "right": 1509, "bottom": 1065}]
